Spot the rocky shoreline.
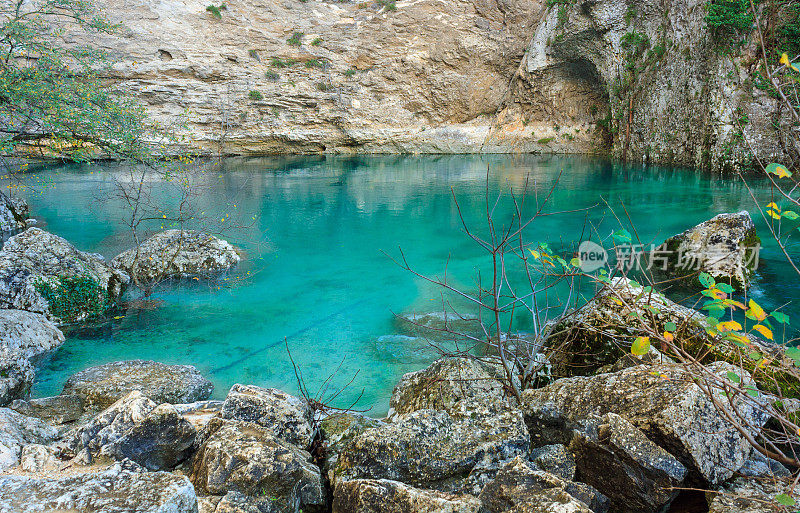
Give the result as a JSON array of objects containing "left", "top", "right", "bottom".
[{"left": 0, "top": 198, "right": 792, "bottom": 512}]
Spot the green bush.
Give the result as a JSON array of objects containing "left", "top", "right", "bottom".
[
  {"left": 344, "top": 68, "right": 357, "bottom": 77},
  {"left": 206, "top": 4, "right": 224, "bottom": 18},
  {"left": 265, "top": 70, "right": 280, "bottom": 81},
  {"left": 287, "top": 32, "right": 303, "bottom": 46},
  {"left": 248, "top": 90, "right": 263, "bottom": 100},
  {"left": 376, "top": 0, "right": 396, "bottom": 10},
  {"left": 311, "top": 37, "right": 323, "bottom": 46},
  {"left": 705, "top": 0, "right": 753, "bottom": 37},
  {"left": 304, "top": 58, "right": 325, "bottom": 69},
  {"left": 778, "top": 4, "right": 800, "bottom": 56},
  {"left": 34, "top": 275, "right": 113, "bottom": 323}
]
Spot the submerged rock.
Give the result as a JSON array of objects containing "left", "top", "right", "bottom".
[
  {"left": 0, "top": 195, "right": 29, "bottom": 233},
  {"left": 0, "top": 407, "right": 59, "bottom": 471},
  {"left": 333, "top": 479, "right": 481, "bottom": 513},
  {"left": 0, "top": 228, "right": 128, "bottom": 319},
  {"left": 0, "top": 309, "right": 65, "bottom": 405},
  {"left": 0, "top": 463, "right": 198, "bottom": 513},
  {"left": 62, "top": 359, "right": 213, "bottom": 409},
  {"left": 394, "top": 311, "right": 482, "bottom": 339},
  {"left": 191, "top": 418, "right": 325, "bottom": 511},
  {"left": 658, "top": 211, "right": 760, "bottom": 288},
  {"left": 217, "top": 384, "right": 313, "bottom": 448},
  {"left": 522, "top": 362, "right": 768, "bottom": 485},
  {"left": 389, "top": 357, "right": 513, "bottom": 417},
  {"left": 569, "top": 413, "right": 686, "bottom": 513},
  {"left": 112, "top": 229, "right": 240, "bottom": 283},
  {"left": 335, "top": 407, "right": 529, "bottom": 491}
]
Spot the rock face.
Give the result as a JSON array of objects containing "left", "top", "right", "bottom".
[
  {"left": 0, "top": 228, "right": 128, "bottom": 318},
  {"left": 658, "top": 211, "right": 760, "bottom": 288},
  {"left": 0, "top": 463, "right": 198, "bottom": 513},
  {"left": 0, "top": 407, "right": 59, "bottom": 471},
  {"left": 112, "top": 229, "right": 240, "bottom": 283},
  {"left": 569, "top": 413, "right": 686, "bottom": 513},
  {"left": 320, "top": 412, "right": 385, "bottom": 486},
  {"left": 333, "top": 479, "right": 481, "bottom": 513},
  {"left": 522, "top": 362, "right": 768, "bottom": 485},
  {"left": 389, "top": 357, "right": 512, "bottom": 416},
  {"left": 708, "top": 477, "right": 791, "bottom": 513},
  {"left": 217, "top": 384, "right": 313, "bottom": 448},
  {"left": 0, "top": 309, "right": 65, "bottom": 406},
  {"left": 62, "top": 359, "right": 214, "bottom": 409},
  {"left": 40, "top": 0, "right": 789, "bottom": 169},
  {"left": 191, "top": 418, "right": 325, "bottom": 511},
  {"left": 0, "top": 195, "right": 28, "bottom": 233},
  {"left": 10, "top": 394, "right": 85, "bottom": 425},
  {"left": 335, "top": 408, "right": 530, "bottom": 491}
]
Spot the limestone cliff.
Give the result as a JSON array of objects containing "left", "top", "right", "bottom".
[{"left": 76, "top": 0, "right": 793, "bottom": 169}]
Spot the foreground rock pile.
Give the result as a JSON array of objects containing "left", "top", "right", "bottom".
[{"left": 0, "top": 351, "right": 786, "bottom": 513}]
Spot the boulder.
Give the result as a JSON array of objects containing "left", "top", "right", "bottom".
[
  {"left": 389, "top": 357, "right": 512, "bottom": 417},
  {"left": 100, "top": 403, "right": 197, "bottom": 470},
  {"left": 217, "top": 384, "right": 313, "bottom": 448},
  {"left": 320, "top": 412, "right": 385, "bottom": 487},
  {"left": 0, "top": 463, "right": 198, "bottom": 513},
  {"left": 111, "top": 229, "right": 240, "bottom": 283},
  {"left": 569, "top": 413, "right": 687, "bottom": 513},
  {"left": 10, "top": 394, "right": 85, "bottom": 425},
  {"left": 0, "top": 228, "right": 128, "bottom": 318},
  {"left": 477, "top": 457, "right": 599, "bottom": 513},
  {"left": 0, "top": 309, "right": 65, "bottom": 405},
  {"left": 522, "top": 362, "right": 768, "bottom": 484},
  {"left": 335, "top": 408, "right": 530, "bottom": 491},
  {"left": 529, "top": 444, "right": 575, "bottom": 481},
  {"left": 173, "top": 399, "right": 224, "bottom": 432},
  {"left": 0, "top": 407, "right": 59, "bottom": 471},
  {"left": 0, "top": 195, "right": 28, "bottom": 233},
  {"left": 62, "top": 359, "right": 213, "bottom": 409},
  {"left": 735, "top": 450, "right": 791, "bottom": 478},
  {"left": 201, "top": 491, "right": 284, "bottom": 513},
  {"left": 191, "top": 418, "right": 325, "bottom": 511},
  {"left": 19, "top": 443, "right": 61, "bottom": 473},
  {"left": 657, "top": 211, "right": 760, "bottom": 288},
  {"left": 709, "top": 477, "right": 793, "bottom": 513},
  {"left": 67, "top": 391, "right": 158, "bottom": 457},
  {"left": 333, "top": 479, "right": 481, "bottom": 513}
]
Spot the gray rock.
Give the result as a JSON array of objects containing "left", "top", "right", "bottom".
[
  {"left": 100, "top": 403, "right": 197, "bottom": 470},
  {"left": 320, "top": 412, "right": 385, "bottom": 487},
  {"left": 477, "top": 457, "right": 596, "bottom": 513},
  {"left": 335, "top": 407, "right": 530, "bottom": 491},
  {"left": 191, "top": 418, "right": 325, "bottom": 511},
  {"left": 735, "top": 450, "right": 791, "bottom": 478},
  {"left": 112, "top": 229, "right": 240, "bottom": 283},
  {"left": 333, "top": 479, "right": 481, "bottom": 513},
  {"left": 522, "top": 362, "right": 768, "bottom": 484},
  {"left": 394, "top": 311, "right": 482, "bottom": 340},
  {"left": 205, "top": 491, "right": 283, "bottom": 513},
  {"left": 62, "top": 359, "right": 213, "bottom": 409},
  {"left": 0, "top": 407, "right": 59, "bottom": 471},
  {"left": 658, "top": 211, "right": 760, "bottom": 288},
  {"left": 0, "top": 463, "right": 198, "bottom": 513},
  {"left": 529, "top": 444, "right": 575, "bottom": 481},
  {"left": 389, "top": 357, "right": 513, "bottom": 417},
  {"left": 10, "top": 394, "right": 84, "bottom": 425},
  {"left": 0, "top": 195, "right": 28, "bottom": 233},
  {"left": 218, "top": 384, "right": 313, "bottom": 448},
  {"left": 0, "top": 309, "right": 64, "bottom": 405},
  {"left": 0, "top": 228, "right": 129, "bottom": 319},
  {"left": 67, "top": 390, "right": 158, "bottom": 457},
  {"left": 19, "top": 443, "right": 60, "bottom": 472},
  {"left": 709, "top": 477, "right": 792, "bottom": 513},
  {"left": 569, "top": 413, "right": 687, "bottom": 513}
]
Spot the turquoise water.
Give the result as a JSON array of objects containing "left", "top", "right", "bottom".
[{"left": 11, "top": 155, "right": 797, "bottom": 415}]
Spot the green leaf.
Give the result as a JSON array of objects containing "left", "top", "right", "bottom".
[
  {"left": 783, "top": 210, "right": 800, "bottom": 220},
  {"left": 613, "top": 229, "right": 632, "bottom": 244},
  {"left": 664, "top": 321, "right": 677, "bottom": 332},
  {"left": 745, "top": 386, "right": 760, "bottom": 398},
  {"left": 716, "top": 283, "right": 734, "bottom": 294},
  {"left": 785, "top": 347, "right": 800, "bottom": 367},
  {"left": 699, "top": 272, "right": 715, "bottom": 288},
  {"left": 726, "top": 371, "right": 741, "bottom": 383},
  {"left": 631, "top": 336, "right": 650, "bottom": 356},
  {"left": 771, "top": 311, "right": 790, "bottom": 325},
  {"left": 775, "top": 493, "right": 795, "bottom": 506}
]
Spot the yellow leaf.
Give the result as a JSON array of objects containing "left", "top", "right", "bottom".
[
  {"left": 768, "top": 202, "right": 780, "bottom": 210},
  {"left": 768, "top": 209, "right": 782, "bottom": 220},
  {"left": 774, "top": 165, "right": 791, "bottom": 178},
  {"left": 752, "top": 324, "right": 774, "bottom": 340},
  {"left": 717, "top": 320, "right": 742, "bottom": 332},
  {"left": 611, "top": 297, "right": 623, "bottom": 306},
  {"left": 663, "top": 332, "right": 674, "bottom": 342},
  {"left": 529, "top": 249, "right": 541, "bottom": 259},
  {"left": 632, "top": 336, "right": 650, "bottom": 356},
  {"left": 748, "top": 299, "right": 767, "bottom": 321},
  {"left": 781, "top": 53, "right": 790, "bottom": 66}
]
